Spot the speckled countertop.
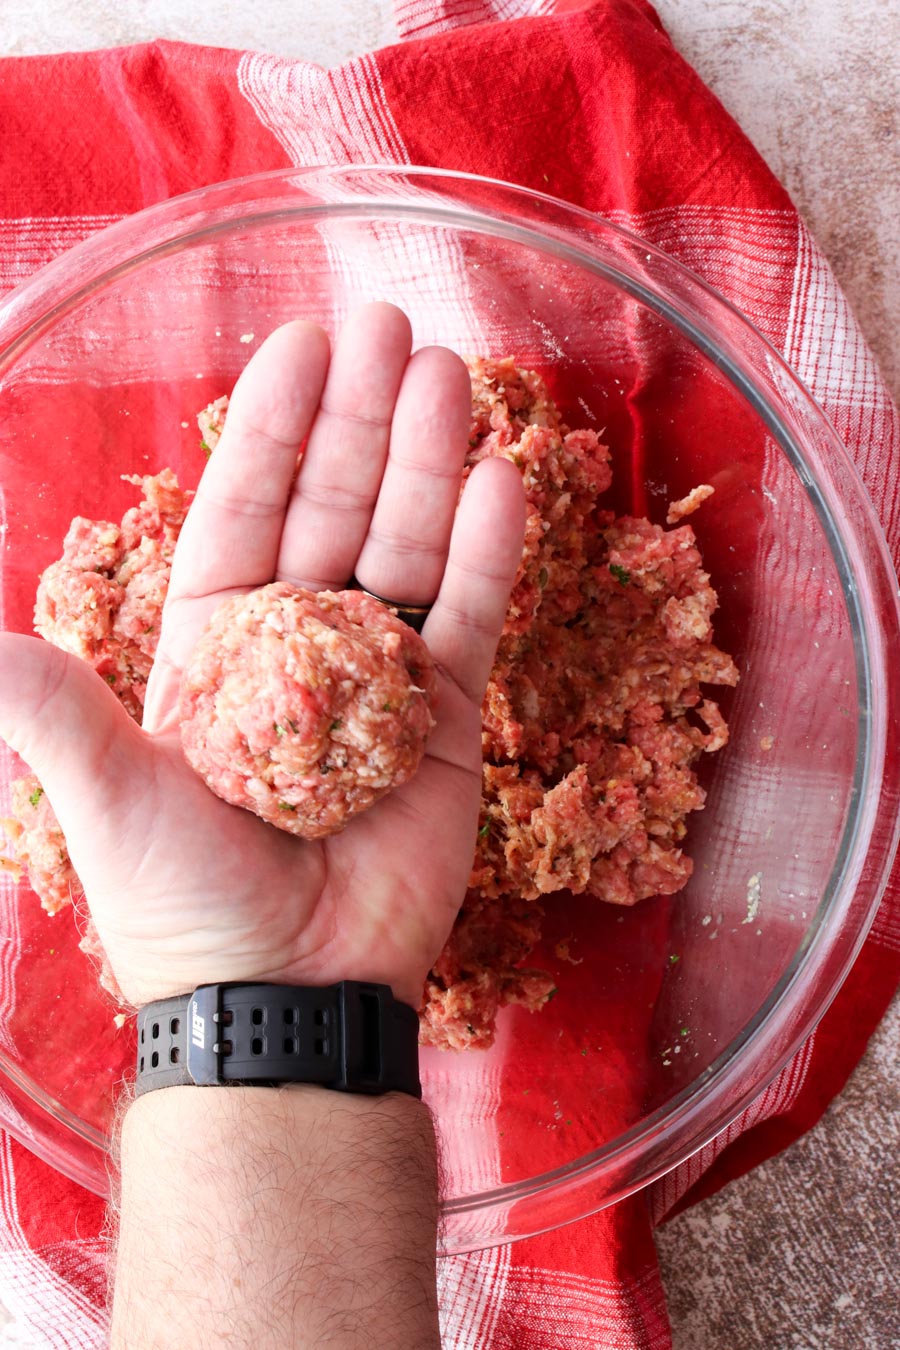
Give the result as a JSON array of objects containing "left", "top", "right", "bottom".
[{"left": 1, "top": 2, "right": 897, "bottom": 1346}]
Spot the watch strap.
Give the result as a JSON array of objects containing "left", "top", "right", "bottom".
[{"left": 135, "top": 981, "right": 421, "bottom": 1098}]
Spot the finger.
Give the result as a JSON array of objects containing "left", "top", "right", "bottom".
[
  {"left": 0, "top": 633, "right": 142, "bottom": 840},
  {"left": 140, "top": 645, "right": 186, "bottom": 736},
  {"left": 276, "top": 302, "right": 413, "bottom": 589},
  {"left": 143, "top": 320, "right": 330, "bottom": 731},
  {"left": 352, "top": 346, "right": 472, "bottom": 605},
  {"left": 168, "top": 320, "right": 330, "bottom": 604},
  {"left": 422, "top": 456, "right": 527, "bottom": 704}
]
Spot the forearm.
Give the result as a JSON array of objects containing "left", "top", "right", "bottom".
[{"left": 111, "top": 1086, "right": 441, "bottom": 1350}]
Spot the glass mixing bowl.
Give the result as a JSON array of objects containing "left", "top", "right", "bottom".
[{"left": 0, "top": 167, "right": 898, "bottom": 1254}]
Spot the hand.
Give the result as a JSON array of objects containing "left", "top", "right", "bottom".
[{"left": 0, "top": 304, "right": 526, "bottom": 1009}]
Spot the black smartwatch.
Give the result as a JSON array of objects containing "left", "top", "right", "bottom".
[{"left": 134, "top": 981, "right": 421, "bottom": 1098}]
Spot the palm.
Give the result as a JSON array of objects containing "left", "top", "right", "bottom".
[
  {"left": 65, "top": 667, "right": 481, "bottom": 1009},
  {"left": 0, "top": 306, "right": 524, "bottom": 1010}
]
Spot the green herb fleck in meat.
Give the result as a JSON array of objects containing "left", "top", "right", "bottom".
[
  {"left": 609, "top": 563, "right": 630, "bottom": 586},
  {"left": 28, "top": 786, "right": 44, "bottom": 808}
]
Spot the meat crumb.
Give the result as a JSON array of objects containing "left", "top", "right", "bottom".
[
  {"left": 197, "top": 395, "right": 228, "bottom": 455},
  {"left": 666, "top": 484, "right": 714, "bottom": 524}
]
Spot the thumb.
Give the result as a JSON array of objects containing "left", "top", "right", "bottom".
[{"left": 0, "top": 632, "right": 142, "bottom": 830}]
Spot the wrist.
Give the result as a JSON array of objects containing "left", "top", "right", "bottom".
[
  {"left": 104, "top": 952, "right": 426, "bottom": 1015},
  {"left": 122, "top": 1079, "right": 432, "bottom": 1135},
  {"left": 113, "top": 1084, "right": 440, "bottom": 1350}
]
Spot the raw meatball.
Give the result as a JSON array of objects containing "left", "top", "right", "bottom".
[{"left": 180, "top": 583, "right": 437, "bottom": 838}]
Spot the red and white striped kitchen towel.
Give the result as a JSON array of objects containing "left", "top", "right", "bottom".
[{"left": 0, "top": 1, "right": 897, "bottom": 1345}]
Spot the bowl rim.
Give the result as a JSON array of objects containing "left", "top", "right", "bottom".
[{"left": 1, "top": 164, "right": 898, "bottom": 1252}]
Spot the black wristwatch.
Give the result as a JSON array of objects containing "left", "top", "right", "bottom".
[{"left": 135, "top": 981, "right": 421, "bottom": 1098}]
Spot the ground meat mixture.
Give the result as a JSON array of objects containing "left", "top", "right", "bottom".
[
  {"left": 197, "top": 396, "right": 228, "bottom": 456},
  {"left": 1, "top": 775, "right": 78, "bottom": 916},
  {"left": 2, "top": 471, "right": 190, "bottom": 926},
  {"left": 33, "top": 468, "right": 190, "bottom": 718},
  {"left": 180, "top": 583, "right": 436, "bottom": 838},
  {"left": 3, "top": 364, "right": 737, "bottom": 1047},
  {"left": 423, "top": 894, "right": 554, "bottom": 1050},
  {"left": 417, "top": 360, "right": 737, "bottom": 1048}
]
